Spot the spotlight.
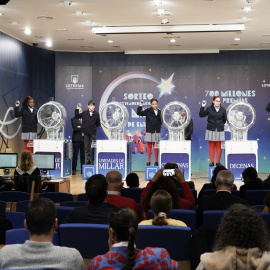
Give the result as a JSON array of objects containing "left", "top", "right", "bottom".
[
  {"left": 24, "top": 28, "right": 31, "bottom": 35},
  {"left": 46, "top": 40, "right": 52, "bottom": 47},
  {"left": 153, "top": 0, "right": 162, "bottom": 7},
  {"left": 161, "top": 18, "right": 169, "bottom": 24},
  {"left": 63, "top": 0, "right": 72, "bottom": 6},
  {"left": 243, "top": 6, "right": 251, "bottom": 13}
]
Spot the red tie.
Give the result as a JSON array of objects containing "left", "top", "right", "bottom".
[{"left": 89, "top": 111, "right": 93, "bottom": 113}]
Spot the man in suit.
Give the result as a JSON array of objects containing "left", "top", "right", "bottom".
[
  {"left": 71, "top": 107, "right": 85, "bottom": 175},
  {"left": 180, "top": 110, "right": 193, "bottom": 140},
  {"left": 197, "top": 170, "right": 248, "bottom": 228}
]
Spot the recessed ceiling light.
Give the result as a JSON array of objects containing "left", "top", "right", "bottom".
[
  {"left": 157, "top": 9, "right": 165, "bottom": 16},
  {"left": 234, "top": 37, "right": 241, "bottom": 41},
  {"left": 161, "top": 18, "right": 169, "bottom": 24},
  {"left": 36, "top": 16, "right": 53, "bottom": 20},
  {"left": 63, "top": 0, "right": 72, "bottom": 6},
  {"left": 84, "top": 20, "right": 92, "bottom": 26},
  {"left": 243, "top": 6, "right": 252, "bottom": 13},
  {"left": 153, "top": 0, "right": 162, "bottom": 7},
  {"left": 0, "top": 13, "right": 3, "bottom": 16},
  {"left": 10, "top": 21, "right": 17, "bottom": 25},
  {"left": 46, "top": 40, "right": 52, "bottom": 47},
  {"left": 239, "top": 16, "right": 249, "bottom": 23},
  {"left": 56, "top": 29, "right": 67, "bottom": 31},
  {"left": 75, "top": 11, "right": 83, "bottom": 16},
  {"left": 24, "top": 28, "right": 31, "bottom": 35},
  {"left": 108, "top": 40, "right": 113, "bottom": 43},
  {"left": 170, "top": 39, "right": 176, "bottom": 43}
]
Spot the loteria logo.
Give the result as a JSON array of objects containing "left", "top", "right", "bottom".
[{"left": 66, "top": 75, "right": 85, "bottom": 90}]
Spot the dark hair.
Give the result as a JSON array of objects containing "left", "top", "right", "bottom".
[
  {"left": 213, "top": 204, "right": 270, "bottom": 251},
  {"left": 85, "top": 174, "right": 107, "bottom": 205},
  {"left": 142, "top": 176, "right": 179, "bottom": 212},
  {"left": 22, "top": 96, "right": 34, "bottom": 109},
  {"left": 150, "top": 98, "right": 158, "bottom": 104},
  {"left": 109, "top": 207, "right": 138, "bottom": 270},
  {"left": 164, "top": 162, "right": 178, "bottom": 169},
  {"left": 126, "top": 173, "right": 139, "bottom": 188},
  {"left": 242, "top": 167, "right": 258, "bottom": 181},
  {"left": 212, "top": 96, "right": 220, "bottom": 101},
  {"left": 211, "top": 165, "right": 227, "bottom": 183},
  {"left": 88, "top": 100, "right": 95, "bottom": 106},
  {"left": 26, "top": 198, "right": 56, "bottom": 235},
  {"left": 150, "top": 190, "right": 172, "bottom": 225}
]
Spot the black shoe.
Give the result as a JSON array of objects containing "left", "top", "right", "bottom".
[
  {"left": 72, "top": 170, "right": 76, "bottom": 175},
  {"left": 146, "top": 162, "right": 151, "bottom": 166},
  {"left": 154, "top": 162, "right": 158, "bottom": 166},
  {"left": 83, "top": 162, "right": 90, "bottom": 165},
  {"left": 209, "top": 162, "right": 214, "bottom": 167},
  {"left": 90, "top": 162, "right": 94, "bottom": 165},
  {"left": 216, "top": 162, "right": 223, "bottom": 167}
]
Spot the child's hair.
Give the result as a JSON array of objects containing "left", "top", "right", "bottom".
[
  {"left": 126, "top": 173, "right": 139, "bottom": 188},
  {"left": 150, "top": 190, "right": 172, "bottom": 225},
  {"left": 88, "top": 100, "right": 95, "bottom": 106},
  {"left": 150, "top": 98, "right": 158, "bottom": 104},
  {"left": 212, "top": 96, "right": 220, "bottom": 101},
  {"left": 22, "top": 96, "right": 34, "bottom": 109},
  {"left": 20, "top": 150, "right": 35, "bottom": 172}
]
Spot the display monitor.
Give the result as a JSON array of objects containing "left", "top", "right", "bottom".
[
  {"left": 0, "top": 153, "right": 18, "bottom": 169},
  {"left": 32, "top": 154, "right": 55, "bottom": 171}
]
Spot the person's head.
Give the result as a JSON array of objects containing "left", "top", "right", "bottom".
[
  {"left": 150, "top": 98, "right": 158, "bottom": 110},
  {"left": 22, "top": 96, "right": 34, "bottom": 109},
  {"left": 85, "top": 174, "right": 108, "bottom": 205},
  {"left": 126, "top": 173, "right": 139, "bottom": 188},
  {"left": 150, "top": 190, "right": 172, "bottom": 225},
  {"left": 211, "top": 165, "right": 228, "bottom": 183},
  {"left": 106, "top": 170, "right": 123, "bottom": 191},
  {"left": 108, "top": 207, "right": 138, "bottom": 270},
  {"left": 212, "top": 96, "right": 221, "bottom": 108},
  {"left": 20, "top": 150, "right": 35, "bottom": 172},
  {"left": 181, "top": 110, "right": 186, "bottom": 117},
  {"left": 78, "top": 107, "right": 83, "bottom": 114},
  {"left": 213, "top": 204, "right": 270, "bottom": 251},
  {"left": 143, "top": 176, "right": 179, "bottom": 211},
  {"left": 242, "top": 167, "right": 258, "bottom": 183},
  {"left": 215, "top": 170, "right": 234, "bottom": 191},
  {"left": 87, "top": 100, "right": 95, "bottom": 111},
  {"left": 25, "top": 198, "right": 57, "bottom": 237}
]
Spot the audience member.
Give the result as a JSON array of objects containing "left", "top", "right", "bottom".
[
  {"left": 125, "top": 172, "right": 140, "bottom": 188},
  {"left": 0, "top": 198, "right": 85, "bottom": 270},
  {"left": 88, "top": 207, "right": 179, "bottom": 270},
  {"left": 139, "top": 190, "right": 187, "bottom": 226},
  {"left": 197, "top": 170, "right": 248, "bottom": 227},
  {"left": 240, "top": 167, "right": 269, "bottom": 199},
  {"left": 0, "top": 204, "right": 12, "bottom": 244},
  {"left": 196, "top": 204, "right": 270, "bottom": 270},
  {"left": 106, "top": 170, "right": 144, "bottom": 221},
  {"left": 140, "top": 168, "right": 195, "bottom": 218},
  {"left": 64, "top": 174, "right": 115, "bottom": 224}
]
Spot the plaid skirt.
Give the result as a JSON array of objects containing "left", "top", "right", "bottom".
[
  {"left": 145, "top": 132, "right": 161, "bottom": 143},
  {"left": 21, "top": 132, "right": 37, "bottom": 140},
  {"left": 205, "top": 129, "right": 225, "bottom": 141}
]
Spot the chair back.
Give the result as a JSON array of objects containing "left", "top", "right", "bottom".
[
  {"left": 178, "top": 188, "right": 197, "bottom": 204},
  {"left": 6, "top": 228, "right": 59, "bottom": 245},
  {"left": 147, "top": 209, "right": 196, "bottom": 233},
  {"left": 5, "top": 211, "right": 26, "bottom": 228},
  {"left": 77, "top": 193, "right": 88, "bottom": 201},
  {"left": 203, "top": 210, "right": 227, "bottom": 226},
  {"left": 261, "top": 212, "right": 270, "bottom": 226},
  {"left": 60, "top": 201, "right": 87, "bottom": 207},
  {"left": 136, "top": 225, "right": 191, "bottom": 261},
  {"left": 39, "top": 192, "right": 73, "bottom": 203},
  {"left": 0, "top": 200, "right": 6, "bottom": 210},
  {"left": 121, "top": 188, "right": 144, "bottom": 203},
  {"left": 16, "top": 200, "right": 30, "bottom": 212},
  {"left": 0, "top": 191, "right": 30, "bottom": 202},
  {"left": 59, "top": 223, "right": 109, "bottom": 258},
  {"left": 250, "top": 205, "right": 265, "bottom": 213},
  {"left": 55, "top": 206, "right": 75, "bottom": 225},
  {"left": 245, "top": 190, "right": 270, "bottom": 206}
]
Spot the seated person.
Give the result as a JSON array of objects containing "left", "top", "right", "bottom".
[
  {"left": 88, "top": 207, "right": 179, "bottom": 270},
  {"left": 0, "top": 198, "right": 85, "bottom": 270},
  {"left": 64, "top": 174, "right": 115, "bottom": 224},
  {"left": 139, "top": 190, "right": 187, "bottom": 227},
  {"left": 196, "top": 204, "right": 270, "bottom": 270},
  {"left": 140, "top": 168, "right": 195, "bottom": 218},
  {"left": 125, "top": 172, "right": 140, "bottom": 188}
]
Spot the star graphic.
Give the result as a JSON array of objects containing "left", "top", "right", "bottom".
[{"left": 157, "top": 73, "right": 175, "bottom": 98}]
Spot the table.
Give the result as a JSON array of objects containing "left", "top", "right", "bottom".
[{"left": 43, "top": 178, "right": 70, "bottom": 193}]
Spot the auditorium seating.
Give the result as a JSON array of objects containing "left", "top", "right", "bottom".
[
  {"left": 55, "top": 206, "right": 75, "bottom": 225},
  {"left": 136, "top": 225, "right": 192, "bottom": 261},
  {"left": 0, "top": 191, "right": 30, "bottom": 202},
  {"left": 121, "top": 188, "right": 144, "bottom": 203},
  {"left": 203, "top": 210, "right": 227, "bottom": 226},
  {"left": 260, "top": 211, "right": 270, "bottom": 225},
  {"left": 77, "top": 193, "right": 88, "bottom": 201},
  {"left": 39, "top": 192, "right": 73, "bottom": 203},
  {"left": 250, "top": 205, "right": 265, "bottom": 213},
  {"left": 147, "top": 209, "right": 196, "bottom": 233},
  {"left": 5, "top": 211, "right": 26, "bottom": 229},
  {"left": 178, "top": 188, "right": 197, "bottom": 204},
  {"left": 60, "top": 201, "right": 87, "bottom": 207},
  {"left": 245, "top": 190, "right": 270, "bottom": 206},
  {"left": 16, "top": 200, "right": 30, "bottom": 212},
  {"left": 0, "top": 200, "right": 6, "bottom": 210}
]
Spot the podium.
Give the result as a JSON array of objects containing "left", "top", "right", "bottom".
[
  {"left": 159, "top": 140, "right": 191, "bottom": 181},
  {"left": 225, "top": 141, "right": 258, "bottom": 181},
  {"left": 96, "top": 140, "right": 131, "bottom": 179},
  {"left": 33, "top": 140, "right": 72, "bottom": 178}
]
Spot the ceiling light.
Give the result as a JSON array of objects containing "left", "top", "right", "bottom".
[
  {"left": 93, "top": 24, "right": 245, "bottom": 35},
  {"left": 234, "top": 37, "right": 240, "bottom": 41},
  {"left": 157, "top": 9, "right": 165, "bottom": 16},
  {"left": 56, "top": 28, "right": 67, "bottom": 31},
  {"left": 246, "top": 0, "right": 255, "bottom": 3},
  {"left": 107, "top": 40, "right": 113, "bottom": 43},
  {"left": 170, "top": 39, "right": 176, "bottom": 43},
  {"left": 75, "top": 11, "right": 83, "bottom": 16},
  {"left": 84, "top": 20, "right": 92, "bottom": 26},
  {"left": 63, "top": 0, "right": 72, "bottom": 6},
  {"left": 239, "top": 16, "right": 249, "bottom": 23},
  {"left": 243, "top": 6, "right": 251, "bottom": 13},
  {"left": 125, "top": 49, "right": 220, "bottom": 55},
  {"left": 46, "top": 40, "right": 52, "bottom": 47},
  {"left": 10, "top": 21, "right": 17, "bottom": 25},
  {"left": 161, "top": 18, "right": 169, "bottom": 24},
  {"left": 24, "top": 28, "right": 31, "bottom": 35},
  {"left": 153, "top": 0, "right": 162, "bottom": 7},
  {"left": 0, "top": 13, "right": 3, "bottom": 16}
]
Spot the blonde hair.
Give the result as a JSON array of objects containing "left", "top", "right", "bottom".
[{"left": 20, "top": 151, "right": 35, "bottom": 172}]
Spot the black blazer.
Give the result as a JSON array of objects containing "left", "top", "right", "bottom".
[
  {"left": 14, "top": 107, "right": 38, "bottom": 133},
  {"left": 266, "top": 102, "right": 270, "bottom": 112},
  {"left": 199, "top": 105, "right": 227, "bottom": 132},
  {"left": 185, "top": 119, "right": 193, "bottom": 140},
  {"left": 137, "top": 106, "right": 162, "bottom": 133},
  {"left": 75, "top": 109, "right": 100, "bottom": 135},
  {"left": 71, "top": 117, "right": 83, "bottom": 142}
]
